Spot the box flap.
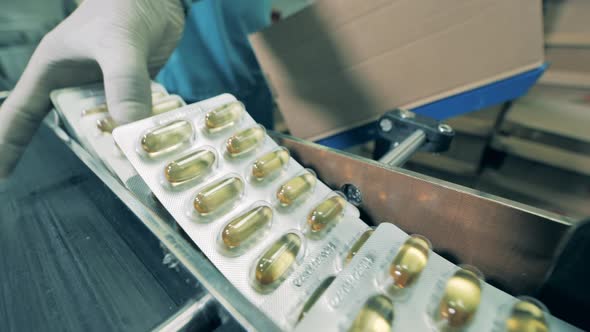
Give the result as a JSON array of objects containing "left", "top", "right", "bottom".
[
  {"left": 251, "top": 0, "right": 543, "bottom": 139},
  {"left": 545, "top": 0, "right": 590, "bottom": 47}
]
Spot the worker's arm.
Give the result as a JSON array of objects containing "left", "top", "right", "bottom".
[{"left": 0, "top": 0, "right": 185, "bottom": 178}]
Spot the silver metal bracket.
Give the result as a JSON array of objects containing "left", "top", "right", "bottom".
[{"left": 377, "top": 109, "right": 454, "bottom": 167}]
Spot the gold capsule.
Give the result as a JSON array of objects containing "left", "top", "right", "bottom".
[
  {"left": 276, "top": 172, "right": 317, "bottom": 207},
  {"left": 152, "top": 98, "right": 184, "bottom": 115},
  {"left": 164, "top": 149, "right": 216, "bottom": 186},
  {"left": 345, "top": 229, "right": 374, "bottom": 266},
  {"left": 205, "top": 101, "right": 245, "bottom": 133},
  {"left": 298, "top": 276, "right": 336, "bottom": 322},
  {"left": 97, "top": 116, "right": 118, "bottom": 133},
  {"left": 251, "top": 148, "right": 290, "bottom": 181},
  {"left": 193, "top": 177, "right": 244, "bottom": 215},
  {"left": 82, "top": 92, "right": 167, "bottom": 117},
  {"left": 226, "top": 126, "right": 265, "bottom": 157},
  {"left": 151, "top": 91, "right": 167, "bottom": 101},
  {"left": 505, "top": 299, "right": 549, "bottom": 332},
  {"left": 82, "top": 104, "right": 108, "bottom": 117},
  {"left": 254, "top": 232, "right": 302, "bottom": 291},
  {"left": 348, "top": 294, "right": 394, "bottom": 332},
  {"left": 221, "top": 206, "right": 273, "bottom": 251},
  {"left": 141, "top": 120, "right": 193, "bottom": 157},
  {"left": 437, "top": 266, "right": 483, "bottom": 328},
  {"left": 389, "top": 235, "right": 431, "bottom": 289},
  {"left": 307, "top": 195, "right": 346, "bottom": 234}
]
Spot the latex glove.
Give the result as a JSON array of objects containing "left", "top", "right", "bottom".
[{"left": 0, "top": 0, "right": 185, "bottom": 178}]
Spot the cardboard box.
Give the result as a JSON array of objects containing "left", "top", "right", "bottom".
[
  {"left": 251, "top": 0, "right": 544, "bottom": 140},
  {"left": 545, "top": 47, "right": 590, "bottom": 74},
  {"left": 543, "top": 0, "right": 590, "bottom": 86},
  {"left": 545, "top": 0, "right": 590, "bottom": 47},
  {"left": 493, "top": 84, "right": 590, "bottom": 176}
]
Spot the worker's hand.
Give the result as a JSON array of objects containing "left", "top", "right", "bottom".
[{"left": 0, "top": 0, "right": 185, "bottom": 178}]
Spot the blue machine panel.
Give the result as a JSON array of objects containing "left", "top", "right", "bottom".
[{"left": 316, "top": 64, "right": 547, "bottom": 150}]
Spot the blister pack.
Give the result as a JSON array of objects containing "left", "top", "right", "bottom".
[
  {"left": 50, "top": 83, "right": 189, "bottom": 215},
  {"left": 50, "top": 82, "right": 168, "bottom": 149},
  {"left": 296, "top": 222, "right": 581, "bottom": 332},
  {"left": 111, "top": 95, "right": 370, "bottom": 328},
  {"left": 76, "top": 93, "right": 186, "bottom": 180}
]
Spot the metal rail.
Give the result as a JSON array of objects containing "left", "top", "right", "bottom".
[
  {"left": 378, "top": 129, "right": 426, "bottom": 167},
  {"left": 152, "top": 294, "right": 217, "bottom": 332}
]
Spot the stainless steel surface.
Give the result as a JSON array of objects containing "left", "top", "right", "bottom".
[
  {"left": 153, "top": 294, "right": 217, "bottom": 332},
  {"left": 378, "top": 129, "right": 426, "bottom": 167},
  {"left": 272, "top": 132, "right": 573, "bottom": 295},
  {"left": 44, "top": 114, "right": 281, "bottom": 332}
]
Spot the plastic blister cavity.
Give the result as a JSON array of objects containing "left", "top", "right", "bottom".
[
  {"left": 97, "top": 116, "right": 118, "bottom": 134},
  {"left": 303, "top": 191, "right": 350, "bottom": 240},
  {"left": 495, "top": 296, "right": 550, "bottom": 332},
  {"left": 217, "top": 201, "right": 274, "bottom": 257},
  {"left": 203, "top": 100, "right": 246, "bottom": 134},
  {"left": 82, "top": 91, "right": 169, "bottom": 117},
  {"left": 251, "top": 231, "right": 306, "bottom": 294},
  {"left": 150, "top": 90, "right": 168, "bottom": 102},
  {"left": 82, "top": 103, "right": 108, "bottom": 117},
  {"left": 380, "top": 234, "right": 431, "bottom": 296},
  {"left": 139, "top": 119, "right": 195, "bottom": 159},
  {"left": 343, "top": 228, "right": 375, "bottom": 267},
  {"left": 224, "top": 124, "right": 266, "bottom": 158},
  {"left": 275, "top": 168, "right": 318, "bottom": 210},
  {"left": 94, "top": 95, "right": 186, "bottom": 133},
  {"left": 249, "top": 146, "right": 291, "bottom": 184},
  {"left": 297, "top": 275, "right": 337, "bottom": 323},
  {"left": 152, "top": 95, "right": 186, "bottom": 115},
  {"left": 187, "top": 174, "right": 245, "bottom": 222},
  {"left": 430, "top": 264, "right": 484, "bottom": 330},
  {"left": 161, "top": 146, "right": 218, "bottom": 190},
  {"left": 346, "top": 294, "right": 395, "bottom": 332}
]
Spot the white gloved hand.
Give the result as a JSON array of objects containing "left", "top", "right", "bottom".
[{"left": 0, "top": 0, "right": 185, "bottom": 178}]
